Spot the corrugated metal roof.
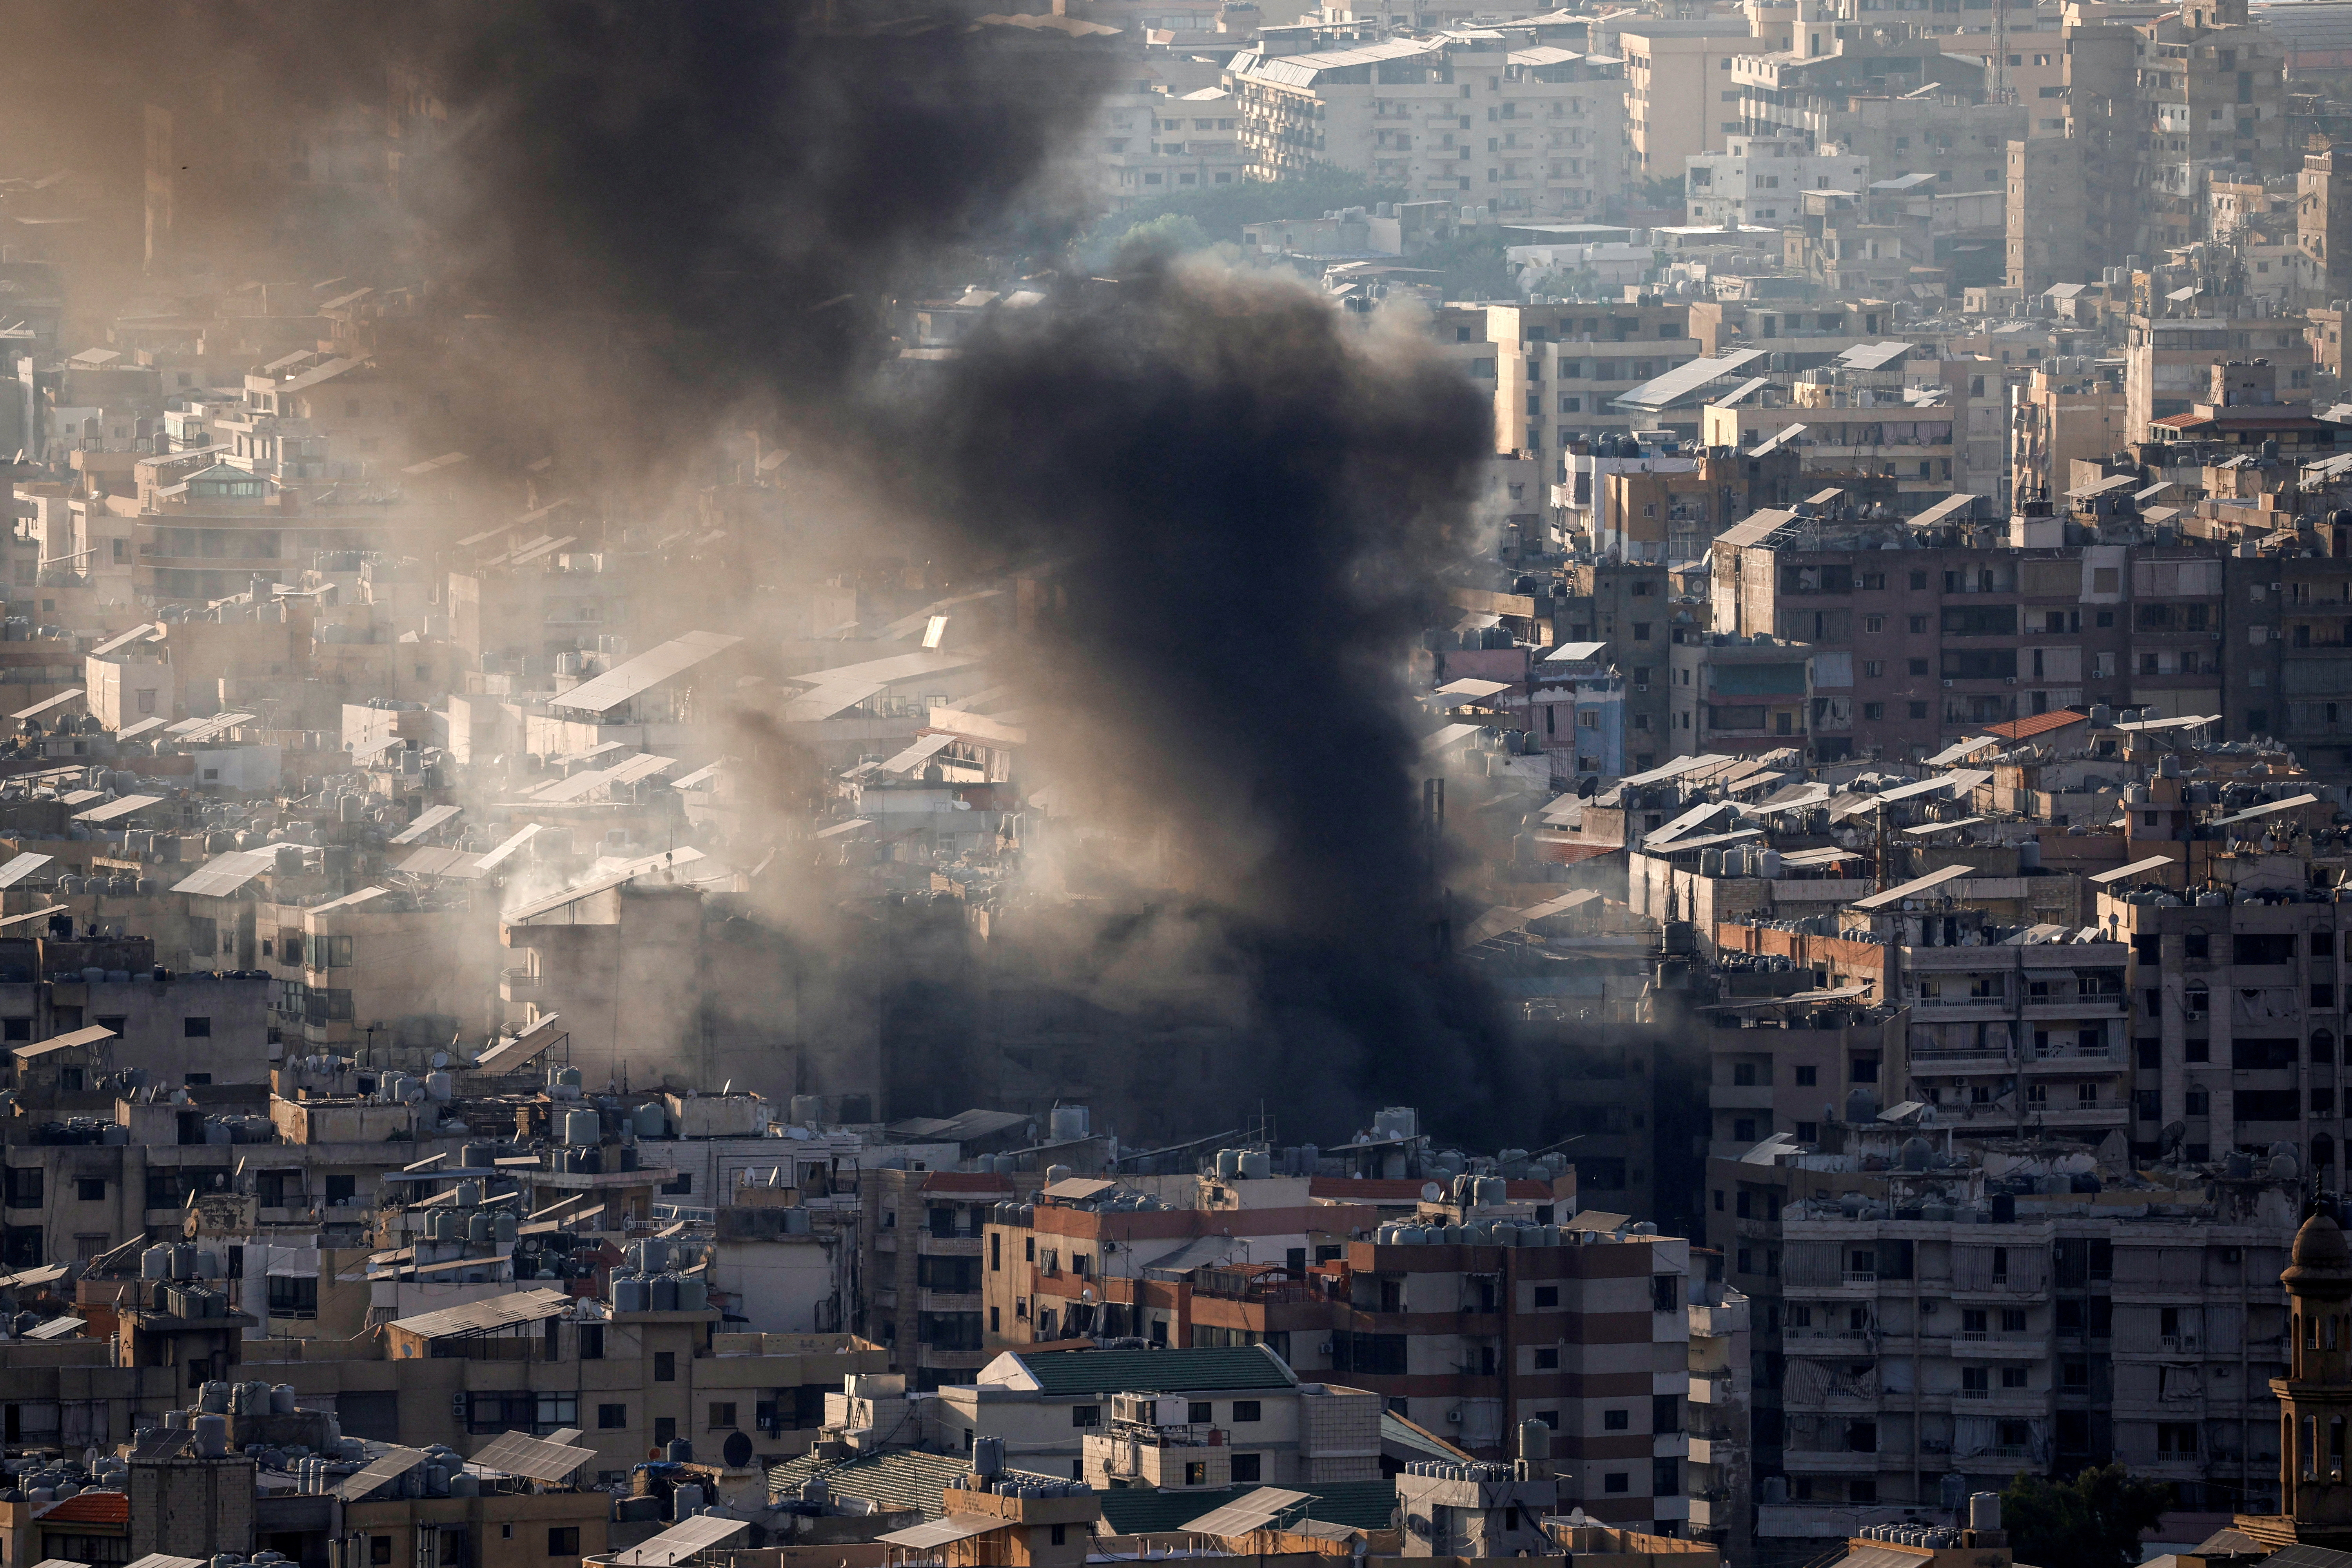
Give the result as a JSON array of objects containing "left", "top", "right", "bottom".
[
  {"left": 546, "top": 630, "right": 743, "bottom": 714},
  {"left": 334, "top": 1445, "right": 429, "bottom": 1501},
  {"left": 468, "top": 1429, "right": 595, "bottom": 1482},
  {"left": 876, "top": 1517, "right": 1004, "bottom": 1550},
  {"left": 0, "top": 853, "right": 53, "bottom": 889},
  {"left": 1097, "top": 1481, "right": 1397, "bottom": 1536},
  {"left": 1612, "top": 348, "right": 1763, "bottom": 412},
  {"left": 1183, "top": 1488, "right": 1314, "bottom": 1537},
  {"left": 1008, "top": 1345, "right": 1295, "bottom": 1396},
  {"left": 388, "top": 804, "right": 461, "bottom": 845},
  {"left": 1849, "top": 862, "right": 1972, "bottom": 910},
  {"left": 10, "top": 689, "right": 83, "bottom": 722},
  {"left": 171, "top": 849, "right": 277, "bottom": 897},
  {"left": 390, "top": 1286, "right": 572, "bottom": 1339},
  {"left": 73, "top": 793, "right": 164, "bottom": 824}
]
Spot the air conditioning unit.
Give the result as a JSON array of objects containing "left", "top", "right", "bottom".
[
  {"left": 1943, "top": 679, "right": 1955, "bottom": 688},
  {"left": 2004, "top": 677, "right": 2017, "bottom": 685},
  {"left": 1445, "top": 1408, "right": 1464, "bottom": 1425},
  {"left": 1319, "top": 1341, "right": 1335, "bottom": 1357}
]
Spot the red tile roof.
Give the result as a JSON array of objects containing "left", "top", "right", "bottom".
[
  {"left": 37, "top": 1491, "right": 129, "bottom": 1524},
  {"left": 1983, "top": 707, "right": 2089, "bottom": 741},
  {"left": 922, "top": 1172, "right": 1014, "bottom": 1194}
]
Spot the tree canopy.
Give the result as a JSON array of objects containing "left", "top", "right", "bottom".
[{"left": 1999, "top": 1466, "right": 2171, "bottom": 1568}]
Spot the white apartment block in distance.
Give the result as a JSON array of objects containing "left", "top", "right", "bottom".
[
  {"left": 1685, "top": 137, "right": 1869, "bottom": 229},
  {"left": 1095, "top": 81, "right": 1248, "bottom": 209},
  {"left": 1224, "top": 33, "right": 1626, "bottom": 219}
]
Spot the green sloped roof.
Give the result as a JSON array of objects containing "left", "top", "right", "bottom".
[
  {"left": 764, "top": 1448, "right": 1070, "bottom": 1520},
  {"left": 1094, "top": 1480, "right": 1400, "bottom": 1536},
  {"left": 1016, "top": 1345, "right": 1296, "bottom": 1396}
]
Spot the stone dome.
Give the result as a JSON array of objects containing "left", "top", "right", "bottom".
[{"left": 2298, "top": 1214, "right": 2352, "bottom": 1271}]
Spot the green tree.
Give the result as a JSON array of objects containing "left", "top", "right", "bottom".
[
  {"left": 1408, "top": 226, "right": 1516, "bottom": 302},
  {"left": 1075, "top": 165, "right": 1408, "bottom": 265},
  {"left": 1626, "top": 173, "right": 1687, "bottom": 212},
  {"left": 1110, "top": 212, "right": 1214, "bottom": 265},
  {"left": 1999, "top": 1466, "right": 2171, "bottom": 1568}
]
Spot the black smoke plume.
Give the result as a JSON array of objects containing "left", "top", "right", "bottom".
[{"left": 4, "top": 1, "right": 1540, "bottom": 1142}]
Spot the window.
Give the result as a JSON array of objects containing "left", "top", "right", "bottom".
[
  {"left": 548, "top": 1529, "right": 581, "bottom": 1559},
  {"left": 76, "top": 1178, "right": 104, "bottom": 1202},
  {"left": 1189, "top": 1401, "right": 1213, "bottom": 1423},
  {"left": 372, "top": 1542, "right": 392, "bottom": 1567},
  {"left": 1605, "top": 1408, "right": 1630, "bottom": 1430},
  {"left": 1232, "top": 1453, "right": 1262, "bottom": 1483},
  {"left": 183, "top": 1017, "right": 211, "bottom": 1038},
  {"left": 580, "top": 1325, "right": 604, "bottom": 1360},
  {"left": 710, "top": 1403, "right": 737, "bottom": 1429},
  {"left": 599, "top": 1404, "right": 626, "bottom": 1428},
  {"left": 1795, "top": 1066, "right": 1817, "bottom": 1087},
  {"left": 1534, "top": 1285, "right": 1559, "bottom": 1307},
  {"left": 1232, "top": 1401, "right": 1261, "bottom": 1422},
  {"left": 1604, "top": 1472, "right": 1630, "bottom": 1493},
  {"left": 653, "top": 1352, "right": 676, "bottom": 1382},
  {"left": 1073, "top": 1404, "right": 1102, "bottom": 1427},
  {"left": 267, "top": 1276, "right": 318, "bottom": 1316},
  {"left": 654, "top": 1417, "right": 677, "bottom": 1446},
  {"left": 1535, "top": 1347, "right": 1560, "bottom": 1368}
]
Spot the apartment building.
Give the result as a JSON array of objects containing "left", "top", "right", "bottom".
[
  {"left": 2105, "top": 870, "right": 2352, "bottom": 1187},
  {"left": 1223, "top": 34, "right": 1626, "bottom": 220},
  {"left": 867, "top": 1167, "right": 1016, "bottom": 1390},
  {"left": 1685, "top": 138, "right": 1870, "bottom": 229},
  {"left": 979, "top": 1177, "right": 1377, "bottom": 1365},
  {"left": 1688, "top": 299, "right": 1900, "bottom": 364},
  {"left": 1479, "top": 300, "right": 1695, "bottom": 470},
  {"left": 1702, "top": 507, "right": 2227, "bottom": 757},
  {"left": 2225, "top": 526, "right": 2352, "bottom": 760},
  {"left": 1334, "top": 1208, "right": 1695, "bottom": 1533},
  {"left": 1710, "top": 1122, "right": 2300, "bottom": 1552},
  {"left": 1093, "top": 83, "right": 1247, "bottom": 208},
  {"left": 1615, "top": 20, "right": 1757, "bottom": 178},
  {"left": 2298, "top": 144, "right": 2352, "bottom": 304},
  {"left": 1684, "top": 1270, "right": 1753, "bottom": 1562},
  {"left": 2125, "top": 313, "right": 2315, "bottom": 437},
  {"left": 2010, "top": 359, "right": 2128, "bottom": 501},
  {"left": 929, "top": 1343, "right": 1383, "bottom": 1492}
]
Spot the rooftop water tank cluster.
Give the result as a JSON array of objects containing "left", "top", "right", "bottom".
[
  {"left": 142, "top": 1243, "right": 227, "bottom": 1281},
  {"left": 1212, "top": 1149, "right": 1273, "bottom": 1180},
  {"left": 0, "top": 1449, "right": 132, "bottom": 1506},
  {"left": 1402, "top": 1460, "right": 1516, "bottom": 1481},
  {"left": 608, "top": 1270, "right": 710, "bottom": 1314},
  {"left": 1375, "top": 1220, "right": 1615, "bottom": 1245},
  {"left": 197, "top": 1379, "right": 302, "bottom": 1417},
  {"left": 1857, "top": 1526, "right": 1959, "bottom": 1548},
  {"left": 545, "top": 1063, "right": 585, "bottom": 1100},
  {"left": 955, "top": 1474, "right": 1092, "bottom": 1498}
]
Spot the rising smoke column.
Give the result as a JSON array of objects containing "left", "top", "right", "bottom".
[
  {"left": 917, "top": 267, "right": 1521, "bottom": 1133},
  {"left": 413, "top": 2, "right": 1534, "bottom": 1139},
  {"left": 7, "top": 0, "right": 1541, "bottom": 1139}
]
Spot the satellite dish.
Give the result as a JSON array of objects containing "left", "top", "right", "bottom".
[
  {"left": 1420, "top": 1182, "right": 1443, "bottom": 1203},
  {"left": 432, "top": 1051, "right": 449, "bottom": 1069},
  {"left": 721, "top": 1430, "right": 755, "bottom": 1470}
]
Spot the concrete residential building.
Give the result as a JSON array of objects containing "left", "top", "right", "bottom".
[
  {"left": 1616, "top": 20, "right": 1758, "bottom": 178},
  {"left": 1685, "top": 137, "right": 1870, "bottom": 230},
  {"left": 1713, "top": 1126, "right": 2299, "bottom": 1552},
  {"left": 1223, "top": 34, "right": 1626, "bottom": 219}
]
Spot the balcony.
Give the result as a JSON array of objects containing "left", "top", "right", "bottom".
[
  {"left": 2022, "top": 1044, "right": 2120, "bottom": 1068},
  {"left": 916, "top": 1233, "right": 983, "bottom": 1256}
]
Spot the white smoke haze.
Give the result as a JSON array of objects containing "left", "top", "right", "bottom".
[{"left": 0, "top": 2, "right": 1566, "bottom": 1143}]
